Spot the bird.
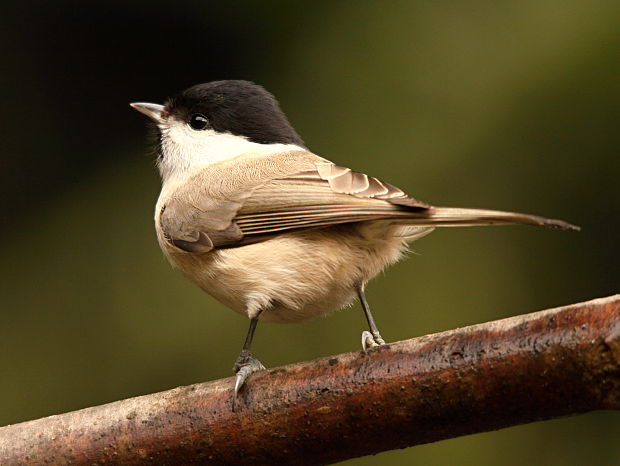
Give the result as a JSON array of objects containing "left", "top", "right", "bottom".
[{"left": 130, "top": 80, "right": 578, "bottom": 406}]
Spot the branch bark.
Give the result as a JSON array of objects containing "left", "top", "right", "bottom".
[{"left": 1, "top": 295, "right": 619, "bottom": 465}]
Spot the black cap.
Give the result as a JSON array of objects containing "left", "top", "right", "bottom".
[{"left": 165, "top": 80, "right": 306, "bottom": 148}]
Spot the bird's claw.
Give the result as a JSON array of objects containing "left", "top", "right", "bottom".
[
  {"left": 232, "top": 351, "right": 265, "bottom": 411},
  {"left": 361, "top": 330, "right": 386, "bottom": 352}
]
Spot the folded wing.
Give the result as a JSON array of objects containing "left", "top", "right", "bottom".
[{"left": 158, "top": 152, "right": 577, "bottom": 253}]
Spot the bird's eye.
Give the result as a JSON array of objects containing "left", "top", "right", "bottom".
[{"left": 189, "top": 114, "right": 209, "bottom": 130}]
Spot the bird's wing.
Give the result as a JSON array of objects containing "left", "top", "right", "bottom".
[
  {"left": 159, "top": 150, "right": 577, "bottom": 253},
  {"left": 158, "top": 150, "right": 430, "bottom": 252},
  {"left": 233, "top": 161, "right": 430, "bottom": 236}
]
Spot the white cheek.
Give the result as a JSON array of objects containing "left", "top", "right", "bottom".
[
  {"left": 163, "top": 123, "right": 209, "bottom": 164},
  {"left": 157, "top": 119, "right": 303, "bottom": 182},
  {"left": 158, "top": 122, "right": 241, "bottom": 181}
]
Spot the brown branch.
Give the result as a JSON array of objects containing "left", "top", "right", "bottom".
[{"left": 1, "top": 295, "right": 619, "bottom": 465}]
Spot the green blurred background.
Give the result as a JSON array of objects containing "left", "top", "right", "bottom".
[{"left": 1, "top": 1, "right": 618, "bottom": 464}]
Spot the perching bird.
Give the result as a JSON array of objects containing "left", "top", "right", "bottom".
[{"left": 130, "top": 80, "right": 578, "bottom": 404}]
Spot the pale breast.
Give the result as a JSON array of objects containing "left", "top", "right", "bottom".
[{"left": 160, "top": 222, "right": 411, "bottom": 323}]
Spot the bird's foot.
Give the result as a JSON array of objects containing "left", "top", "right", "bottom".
[
  {"left": 361, "top": 330, "right": 386, "bottom": 352},
  {"left": 232, "top": 350, "right": 265, "bottom": 410}
]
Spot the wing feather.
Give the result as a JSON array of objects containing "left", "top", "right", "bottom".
[
  {"left": 159, "top": 155, "right": 430, "bottom": 251},
  {"left": 157, "top": 151, "right": 574, "bottom": 253}
]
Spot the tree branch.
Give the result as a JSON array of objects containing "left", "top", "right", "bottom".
[{"left": 1, "top": 295, "right": 618, "bottom": 465}]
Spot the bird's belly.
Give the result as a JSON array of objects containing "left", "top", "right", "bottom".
[{"left": 165, "top": 224, "right": 412, "bottom": 323}]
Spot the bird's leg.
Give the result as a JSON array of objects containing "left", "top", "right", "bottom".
[
  {"left": 232, "top": 315, "right": 265, "bottom": 410},
  {"left": 358, "top": 285, "right": 386, "bottom": 352}
]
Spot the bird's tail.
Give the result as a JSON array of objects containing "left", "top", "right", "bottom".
[{"left": 395, "top": 207, "right": 579, "bottom": 231}]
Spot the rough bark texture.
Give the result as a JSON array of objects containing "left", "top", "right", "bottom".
[{"left": 1, "top": 295, "right": 618, "bottom": 465}]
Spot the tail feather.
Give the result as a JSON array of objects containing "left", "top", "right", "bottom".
[{"left": 397, "top": 207, "right": 580, "bottom": 231}]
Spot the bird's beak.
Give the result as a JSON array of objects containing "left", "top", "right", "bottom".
[{"left": 130, "top": 102, "right": 166, "bottom": 124}]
